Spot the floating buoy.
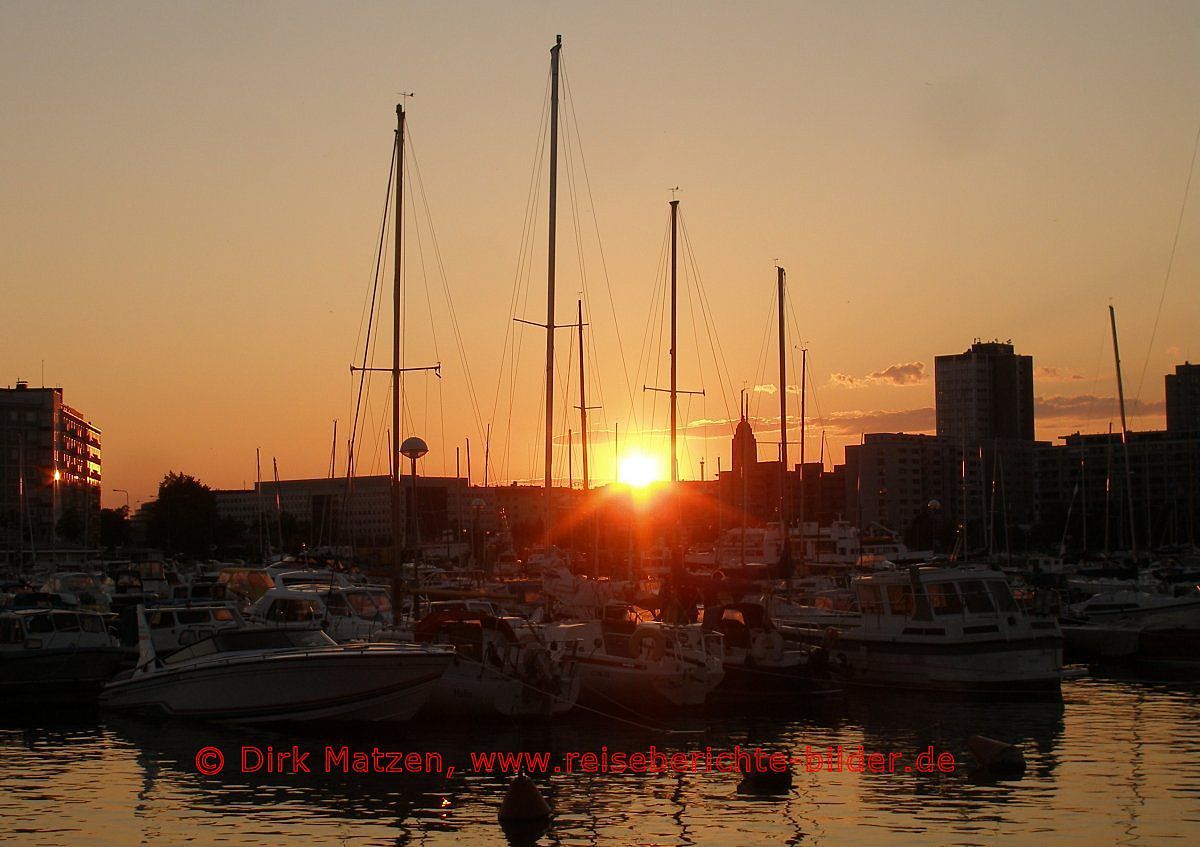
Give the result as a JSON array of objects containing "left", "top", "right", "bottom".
[
  {"left": 737, "top": 756, "right": 794, "bottom": 796},
  {"left": 967, "top": 734, "right": 1026, "bottom": 777},
  {"left": 499, "top": 773, "right": 551, "bottom": 822}
]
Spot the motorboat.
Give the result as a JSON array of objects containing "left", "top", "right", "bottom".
[
  {"left": 706, "top": 601, "right": 837, "bottom": 692},
  {"left": 100, "top": 609, "right": 454, "bottom": 723},
  {"left": 542, "top": 603, "right": 725, "bottom": 710},
  {"left": 381, "top": 609, "right": 580, "bottom": 718},
  {"left": 246, "top": 581, "right": 394, "bottom": 642},
  {"left": 803, "top": 565, "right": 1063, "bottom": 693},
  {"left": 1, "top": 608, "right": 130, "bottom": 705},
  {"left": 141, "top": 603, "right": 245, "bottom": 654}
]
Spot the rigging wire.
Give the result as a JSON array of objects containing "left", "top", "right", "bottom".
[{"left": 1133, "top": 112, "right": 1200, "bottom": 423}]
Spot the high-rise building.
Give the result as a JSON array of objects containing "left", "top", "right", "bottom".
[
  {"left": 935, "top": 340, "right": 1035, "bottom": 445},
  {"left": 1166, "top": 362, "right": 1200, "bottom": 433},
  {"left": 0, "top": 380, "right": 102, "bottom": 555}
]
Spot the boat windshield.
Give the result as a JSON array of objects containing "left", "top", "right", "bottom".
[{"left": 161, "top": 628, "right": 335, "bottom": 666}]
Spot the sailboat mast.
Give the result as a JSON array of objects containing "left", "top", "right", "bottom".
[
  {"left": 670, "top": 199, "right": 679, "bottom": 484},
  {"left": 799, "top": 345, "right": 806, "bottom": 571},
  {"left": 392, "top": 103, "right": 406, "bottom": 587},
  {"left": 577, "top": 300, "right": 590, "bottom": 491},
  {"left": 543, "top": 35, "right": 562, "bottom": 548},
  {"left": 777, "top": 266, "right": 792, "bottom": 583},
  {"left": 1109, "top": 305, "right": 1139, "bottom": 562}
]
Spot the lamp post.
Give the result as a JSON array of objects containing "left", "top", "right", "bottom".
[
  {"left": 471, "top": 497, "right": 487, "bottom": 576},
  {"left": 52, "top": 468, "right": 61, "bottom": 550},
  {"left": 400, "top": 436, "right": 429, "bottom": 593}
]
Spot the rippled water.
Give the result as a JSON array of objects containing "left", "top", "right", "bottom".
[{"left": 2, "top": 675, "right": 1199, "bottom": 846}]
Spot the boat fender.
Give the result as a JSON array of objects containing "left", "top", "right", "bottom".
[
  {"left": 631, "top": 627, "right": 666, "bottom": 662},
  {"left": 750, "top": 632, "right": 771, "bottom": 663},
  {"left": 769, "top": 630, "right": 785, "bottom": 660}
]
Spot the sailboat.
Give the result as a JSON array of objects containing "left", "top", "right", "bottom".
[{"left": 525, "top": 40, "right": 723, "bottom": 709}]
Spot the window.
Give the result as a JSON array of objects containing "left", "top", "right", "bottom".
[
  {"left": 857, "top": 584, "right": 884, "bottom": 614},
  {"left": 958, "top": 580, "right": 996, "bottom": 614},
  {"left": 886, "top": 583, "right": 914, "bottom": 616},
  {"left": 52, "top": 613, "right": 81, "bottom": 632},
  {"left": 26, "top": 614, "right": 54, "bottom": 634},
  {"left": 80, "top": 614, "right": 105, "bottom": 633},
  {"left": 986, "top": 581, "right": 1018, "bottom": 612},
  {"left": 926, "top": 582, "right": 963, "bottom": 615}
]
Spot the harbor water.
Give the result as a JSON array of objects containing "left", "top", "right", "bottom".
[{"left": 2, "top": 674, "right": 1198, "bottom": 845}]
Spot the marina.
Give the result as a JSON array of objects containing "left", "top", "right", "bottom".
[{"left": 4, "top": 3, "right": 1200, "bottom": 844}]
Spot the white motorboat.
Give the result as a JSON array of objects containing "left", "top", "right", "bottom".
[
  {"left": 142, "top": 603, "right": 244, "bottom": 654},
  {"left": 706, "top": 601, "right": 835, "bottom": 692},
  {"left": 382, "top": 609, "right": 580, "bottom": 718},
  {"left": 100, "top": 609, "right": 454, "bottom": 723},
  {"left": 542, "top": 603, "right": 725, "bottom": 710},
  {"left": 1, "top": 608, "right": 130, "bottom": 704},
  {"left": 247, "top": 581, "right": 394, "bottom": 643},
  {"left": 811, "top": 565, "right": 1063, "bottom": 693}
]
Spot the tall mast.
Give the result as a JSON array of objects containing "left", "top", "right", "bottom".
[
  {"left": 1109, "top": 305, "right": 1139, "bottom": 562},
  {"left": 543, "top": 34, "right": 562, "bottom": 548},
  {"left": 577, "top": 299, "right": 590, "bottom": 491},
  {"left": 670, "top": 199, "right": 679, "bottom": 483},
  {"left": 798, "top": 345, "right": 807, "bottom": 573},
  {"left": 777, "top": 266, "right": 792, "bottom": 583},
  {"left": 392, "top": 103, "right": 406, "bottom": 588}
]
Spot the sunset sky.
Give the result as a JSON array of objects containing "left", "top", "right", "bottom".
[{"left": 2, "top": 1, "right": 1198, "bottom": 509}]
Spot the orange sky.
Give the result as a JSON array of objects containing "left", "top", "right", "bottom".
[{"left": 2, "top": 1, "right": 1197, "bottom": 510}]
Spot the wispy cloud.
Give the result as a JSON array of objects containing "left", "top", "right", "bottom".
[
  {"left": 1035, "top": 366, "right": 1084, "bottom": 382},
  {"left": 1036, "top": 394, "right": 1164, "bottom": 421},
  {"left": 824, "top": 406, "right": 936, "bottom": 434},
  {"left": 752, "top": 383, "right": 801, "bottom": 395},
  {"left": 830, "top": 361, "right": 927, "bottom": 388}
]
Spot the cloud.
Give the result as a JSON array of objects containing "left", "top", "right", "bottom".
[
  {"left": 1035, "top": 366, "right": 1084, "bottom": 382},
  {"left": 830, "top": 361, "right": 927, "bottom": 388},
  {"left": 1035, "top": 394, "right": 1164, "bottom": 421},
  {"left": 752, "top": 383, "right": 801, "bottom": 395},
  {"left": 824, "top": 407, "right": 937, "bottom": 434}
]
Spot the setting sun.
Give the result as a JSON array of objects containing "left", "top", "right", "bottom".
[{"left": 617, "top": 449, "right": 665, "bottom": 488}]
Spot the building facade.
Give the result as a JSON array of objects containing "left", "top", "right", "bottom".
[
  {"left": 1166, "top": 362, "right": 1200, "bottom": 433},
  {"left": 935, "top": 340, "right": 1034, "bottom": 445},
  {"left": 0, "top": 381, "right": 101, "bottom": 557}
]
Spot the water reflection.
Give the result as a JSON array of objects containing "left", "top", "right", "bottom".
[{"left": 0, "top": 678, "right": 1197, "bottom": 845}]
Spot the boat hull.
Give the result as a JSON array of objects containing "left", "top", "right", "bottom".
[
  {"left": 575, "top": 657, "right": 723, "bottom": 709},
  {"left": 833, "top": 634, "right": 1063, "bottom": 694},
  {"left": 422, "top": 657, "right": 580, "bottom": 718},
  {"left": 1, "top": 647, "right": 132, "bottom": 706},
  {"left": 100, "top": 646, "right": 451, "bottom": 723}
]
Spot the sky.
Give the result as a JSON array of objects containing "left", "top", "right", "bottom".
[{"left": 2, "top": 1, "right": 1198, "bottom": 510}]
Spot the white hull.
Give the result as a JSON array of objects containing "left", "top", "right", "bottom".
[
  {"left": 835, "top": 634, "right": 1062, "bottom": 692},
  {"left": 423, "top": 657, "right": 580, "bottom": 718},
  {"left": 575, "top": 657, "right": 722, "bottom": 709},
  {"left": 101, "top": 645, "right": 451, "bottom": 723}
]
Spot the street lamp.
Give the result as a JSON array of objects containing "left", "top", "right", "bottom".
[
  {"left": 400, "top": 436, "right": 429, "bottom": 590},
  {"left": 52, "top": 468, "right": 61, "bottom": 548},
  {"left": 113, "top": 488, "right": 131, "bottom": 512}
]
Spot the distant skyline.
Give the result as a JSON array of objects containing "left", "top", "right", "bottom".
[{"left": 2, "top": 1, "right": 1197, "bottom": 509}]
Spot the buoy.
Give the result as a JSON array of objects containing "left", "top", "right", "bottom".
[
  {"left": 967, "top": 734, "right": 1026, "bottom": 777},
  {"left": 498, "top": 773, "right": 551, "bottom": 822},
  {"left": 736, "top": 756, "right": 794, "bottom": 796}
]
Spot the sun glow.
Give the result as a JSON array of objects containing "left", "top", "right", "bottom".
[{"left": 617, "top": 449, "right": 665, "bottom": 488}]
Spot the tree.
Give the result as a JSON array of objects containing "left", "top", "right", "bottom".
[
  {"left": 100, "top": 506, "right": 130, "bottom": 549},
  {"left": 147, "top": 472, "right": 220, "bottom": 558}
]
